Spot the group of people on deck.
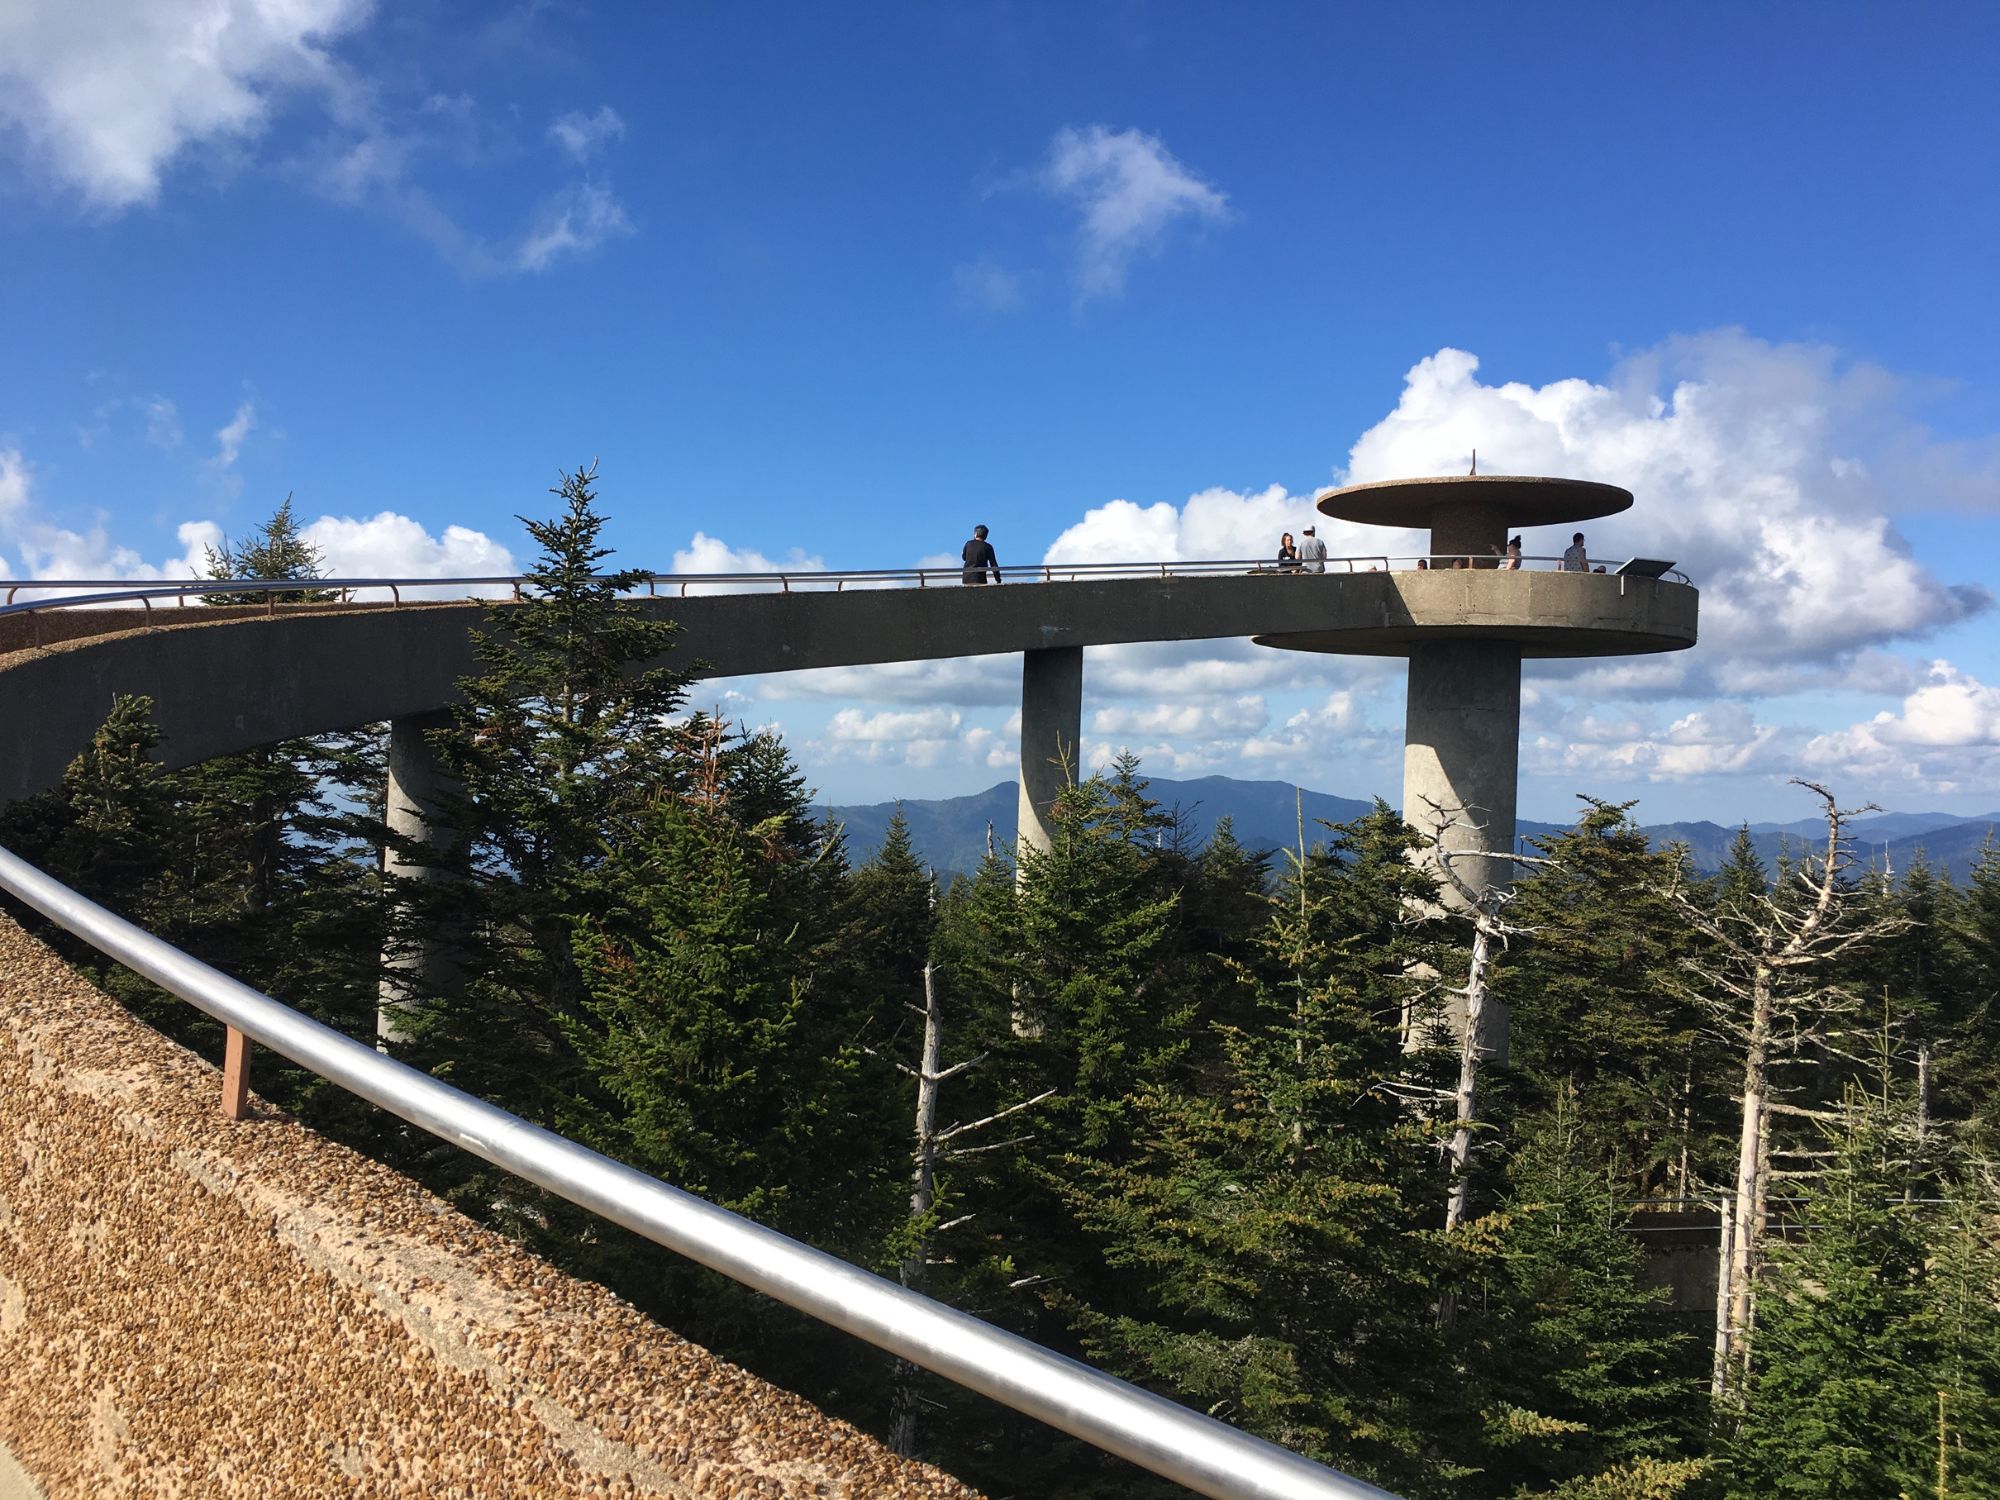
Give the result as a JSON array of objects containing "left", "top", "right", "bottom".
[
  {"left": 959, "top": 524, "right": 1605, "bottom": 583},
  {"left": 1275, "top": 528, "right": 1599, "bottom": 572}
]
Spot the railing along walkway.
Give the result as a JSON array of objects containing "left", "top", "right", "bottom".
[
  {"left": 1, "top": 553, "right": 1691, "bottom": 614},
  {"left": 0, "top": 845, "right": 1395, "bottom": 1500}
]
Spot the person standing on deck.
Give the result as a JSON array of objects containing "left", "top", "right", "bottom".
[
  {"left": 961, "top": 525, "right": 1001, "bottom": 584},
  {"left": 1299, "top": 525, "right": 1329, "bottom": 573}
]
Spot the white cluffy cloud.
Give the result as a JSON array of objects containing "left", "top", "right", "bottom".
[
  {"left": 0, "top": 1, "right": 631, "bottom": 276},
  {"left": 200, "top": 400, "right": 259, "bottom": 500},
  {"left": 672, "top": 532, "right": 826, "bottom": 575},
  {"left": 762, "top": 657, "right": 1017, "bottom": 709},
  {"left": 666, "top": 531, "right": 829, "bottom": 599},
  {"left": 1046, "top": 481, "right": 1414, "bottom": 568},
  {"left": 302, "top": 511, "right": 516, "bottom": 592},
  {"left": 515, "top": 182, "right": 633, "bottom": 273},
  {"left": 1343, "top": 336, "right": 1990, "bottom": 665},
  {"left": 812, "top": 706, "right": 1009, "bottom": 771},
  {"left": 144, "top": 397, "right": 183, "bottom": 449},
  {"left": 1523, "top": 712, "right": 1794, "bottom": 785},
  {"left": 1797, "top": 661, "right": 2000, "bottom": 796},
  {"left": 548, "top": 106, "right": 624, "bottom": 162},
  {"left": 0, "top": 443, "right": 220, "bottom": 580},
  {"left": 0, "top": 0, "right": 370, "bottom": 207},
  {"left": 1042, "top": 125, "right": 1230, "bottom": 300},
  {"left": 0, "top": 443, "right": 515, "bottom": 597}
]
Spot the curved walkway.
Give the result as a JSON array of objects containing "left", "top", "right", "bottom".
[{"left": 0, "top": 567, "right": 1694, "bottom": 802}]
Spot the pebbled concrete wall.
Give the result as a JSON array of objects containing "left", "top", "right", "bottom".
[{"left": 0, "top": 914, "right": 982, "bottom": 1500}]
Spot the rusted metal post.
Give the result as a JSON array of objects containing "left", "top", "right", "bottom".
[{"left": 221, "top": 1026, "right": 251, "bottom": 1119}]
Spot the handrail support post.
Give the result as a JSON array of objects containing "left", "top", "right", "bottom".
[{"left": 221, "top": 1026, "right": 252, "bottom": 1119}]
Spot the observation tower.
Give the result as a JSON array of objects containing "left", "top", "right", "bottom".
[{"left": 1255, "top": 474, "right": 1698, "bottom": 1056}]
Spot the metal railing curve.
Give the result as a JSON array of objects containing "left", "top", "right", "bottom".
[
  {"left": 0, "top": 555, "right": 1692, "bottom": 616},
  {"left": 0, "top": 842, "right": 1394, "bottom": 1500}
]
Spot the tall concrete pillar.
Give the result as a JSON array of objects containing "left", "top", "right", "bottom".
[
  {"left": 1426, "top": 500, "right": 1507, "bottom": 568},
  {"left": 1016, "top": 646, "right": 1083, "bottom": 860},
  {"left": 378, "top": 710, "right": 460, "bottom": 1045},
  {"left": 1404, "top": 639, "right": 1521, "bottom": 1062}
]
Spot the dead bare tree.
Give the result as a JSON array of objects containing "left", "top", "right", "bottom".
[
  {"left": 1409, "top": 797, "right": 1554, "bottom": 1236},
  {"left": 1660, "top": 779, "right": 1911, "bottom": 1400},
  {"left": 872, "top": 962, "right": 1051, "bottom": 1457}
]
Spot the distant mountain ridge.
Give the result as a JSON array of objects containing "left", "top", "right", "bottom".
[{"left": 823, "top": 776, "right": 2000, "bottom": 883}]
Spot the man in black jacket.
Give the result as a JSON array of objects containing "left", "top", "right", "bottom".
[{"left": 961, "top": 525, "right": 1001, "bottom": 584}]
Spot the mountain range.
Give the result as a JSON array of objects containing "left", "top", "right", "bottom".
[{"left": 823, "top": 775, "right": 2000, "bottom": 884}]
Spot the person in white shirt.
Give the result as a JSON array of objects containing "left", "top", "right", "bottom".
[
  {"left": 1560, "top": 532, "right": 1589, "bottom": 572},
  {"left": 1298, "top": 525, "right": 1329, "bottom": 573}
]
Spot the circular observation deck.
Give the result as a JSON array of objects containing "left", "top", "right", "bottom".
[
  {"left": 1317, "top": 473, "right": 1632, "bottom": 561},
  {"left": 1251, "top": 567, "right": 1697, "bottom": 659}
]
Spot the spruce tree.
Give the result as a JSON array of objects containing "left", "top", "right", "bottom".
[
  {"left": 1942, "top": 838, "right": 2000, "bottom": 1141},
  {"left": 202, "top": 493, "right": 337, "bottom": 603},
  {"left": 1180, "top": 815, "right": 1275, "bottom": 996},
  {"left": 845, "top": 808, "right": 935, "bottom": 1010},
  {"left": 1030, "top": 797, "right": 1458, "bottom": 1497},
  {"left": 1714, "top": 825, "right": 1768, "bottom": 913},
  {"left": 402, "top": 464, "right": 690, "bottom": 1208},
  {"left": 1498, "top": 802, "right": 1726, "bottom": 1197},
  {"left": 1469, "top": 1089, "right": 1700, "bottom": 1496},
  {"left": 0, "top": 690, "right": 386, "bottom": 1146},
  {"left": 1011, "top": 771, "right": 1193, "bottom": 1150},
  {"left": 1922, "top": 1188, "right": 2000, "bottom": 1497},
  {"left": 1725, "top": 1098, "right": 1936, "bottom": 1499}
]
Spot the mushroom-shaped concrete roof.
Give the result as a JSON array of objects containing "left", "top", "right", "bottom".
[{"left": 1316, "top": 474, "right": 1632, "bottom": 530}]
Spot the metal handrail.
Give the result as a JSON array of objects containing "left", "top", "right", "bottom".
[
  {"left": 0, "top": 843, "right": 1392, "bottom": 1500},
  {"left": 0, "top": 556, "right": 1693, "bottom": 614}
]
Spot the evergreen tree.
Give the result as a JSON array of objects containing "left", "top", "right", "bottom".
[
  {"left": 928, "top": 840, "right": 1022, "bottom": 1063},
  {"left": 1923, "top": 1187, "right": 2000, "bottom": 1498},
  {"left": 202, "top": 493, "right": 338, "bottom": 603},
  {"left": 1031, "top": 797, "right": 1458, "bottom": 1497},
  {"left": 845, "top": 807, "right": 935, "bottom": 1011},
  {"left": 1714, "top": 826, "right": 1768, "bottom": 913},
  {"left": 1498, "top": 802, "right": 1726, "bottom": 1196},
  {"left": 1941, "top": 838, "right": 2000, "bottom": 1141},
  {"left": 1181, "top": 815, "right": 1276, "bottom": 1003},
  {"left": 173, "top": 495, "right": 389, "bottom": 1109},
  {"left": 1011, "top": 770, "right": 1194, "bottom": 1150},
  {"left": 1470, "top": 1090, "right": 1700, "bottom": 1496},
  {"left": 402, "top": 464, "right": 691, "bottom": 1206},
  {"left": 44, "top": 693, "right": 175, "bottom": 904},
  {"left": 0, "top": 695, "right": 195, "bottom": 1036},
  {"left": 1725, "top": 1100, "right": 1937, "bottom": 1498}
]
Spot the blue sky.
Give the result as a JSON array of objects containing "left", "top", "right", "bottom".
[{"left": 3, "top": 2, "right": 1997, "bottom": 825}]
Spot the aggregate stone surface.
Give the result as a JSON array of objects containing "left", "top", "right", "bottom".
[{"left": 0, "top": 913, "right": 986, "bottom": 1499}]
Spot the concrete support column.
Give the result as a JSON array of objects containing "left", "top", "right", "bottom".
[
  {"left": 1428, "top": 503, "right": 1507, "bottom": 569},
  {"left": 378, "top": 710, "right": 460, "bottom": 1045},
  {"left": 1016, "top": 646, "right": 1083, "bottom": 861},
  {"left": 1403, "top": 639, "right": 1522, "bottom": 1061}
]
